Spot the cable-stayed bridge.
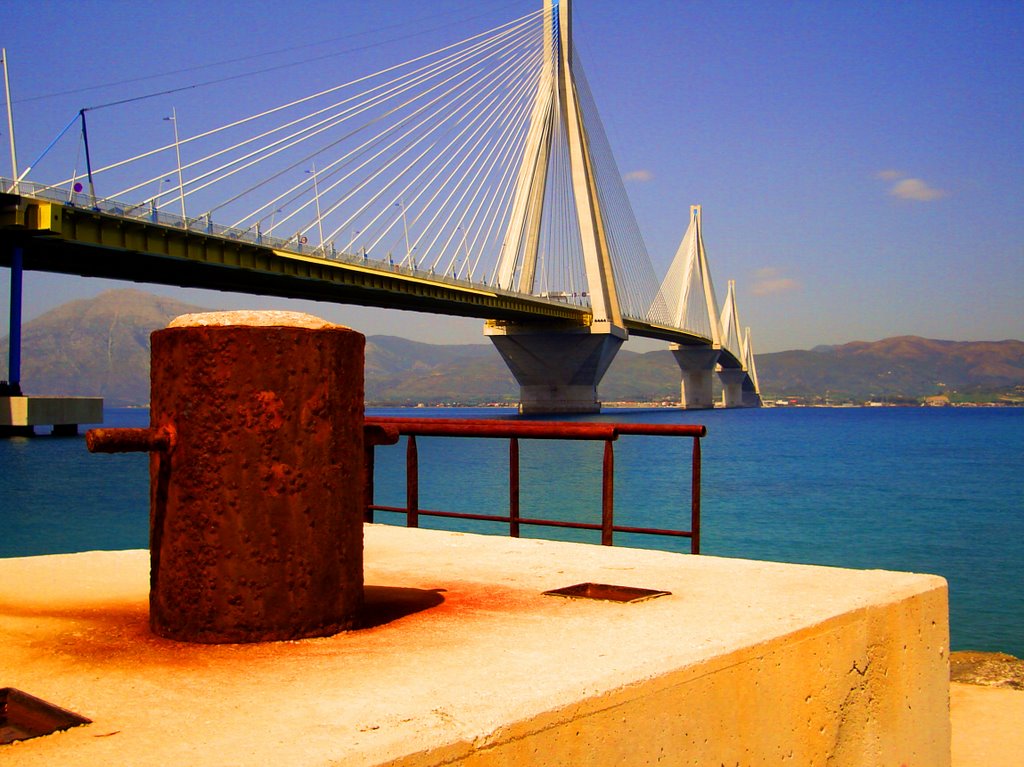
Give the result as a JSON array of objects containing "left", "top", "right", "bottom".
[{"left": 1, "top": 0, "right": 760, "bottom": 413}]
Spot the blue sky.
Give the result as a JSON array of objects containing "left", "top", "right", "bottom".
[{"left": 2, "top": 0, "right": 1021, "bottom": 353}]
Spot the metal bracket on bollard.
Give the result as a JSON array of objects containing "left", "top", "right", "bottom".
[{"left": 86, "top": 426, "right": 177, "bottom": 454}]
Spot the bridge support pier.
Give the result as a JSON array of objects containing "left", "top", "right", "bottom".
[
  {"left": 742, "top": 380, "right": 762, "bottom": 408},
  {"left": 486, "top": 323, "right": 623, "bottom": 414},
  {"left": 718, "top": 368, "right": 747, "bottom": 409},
  {"left": 4, "top": 245, "right": 23, "bottom": 396},
  {"left": 670, "top": 345, "right": 720, "bottom": 410}
]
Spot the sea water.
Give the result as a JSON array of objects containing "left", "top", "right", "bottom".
[{"left": 2, "top": 406, "right": 1021, "bottom": 656}]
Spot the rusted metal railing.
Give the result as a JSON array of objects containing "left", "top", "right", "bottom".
[{"left": 363, "top": 418, "right": 706, "bottom": 553}]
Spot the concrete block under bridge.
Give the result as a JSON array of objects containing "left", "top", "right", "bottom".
[
  {"left": 486, "top": 321, "right": 624, "bottom": 414},
  {"left": 0, "top": 396, "right": 102, "bottom": 437},
  {"left": 0, "top": 525, "right": 950, "bottom": 766}
]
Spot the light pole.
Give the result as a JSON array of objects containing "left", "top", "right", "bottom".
[
  {"left": 396, "top": 198, "right": 412, "bottom": 267},
  {"left": 2, "top": 48, "right": 19, "bottom": 194},
  {"left": 163, "top": 108, "right": 186, "bottom": 223},
  {"left": 306, "top": 162, "right": 324, "bottom": 251},
  {"left": 269, "top": 207, "right": 283, "bottom": 235},
  {"left": 458, "top": 225, "right": 473, "bottom": 280}
]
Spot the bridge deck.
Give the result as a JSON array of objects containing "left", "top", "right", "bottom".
[{"left": 0, "top": 190, "right": 724, "bottom": 353}]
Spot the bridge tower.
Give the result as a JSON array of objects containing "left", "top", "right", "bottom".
[
  {"left": 741, "top": 326, "right": 763, "bottom": 407},
  {"left": 485, "top": 0, "right": 626, "bottom": 414},
  {"left": 718, "top": 279, "right": 750, "bottom": 408},
  {"left": 662, "top": 205, "right": 723, "bottom": 410}
]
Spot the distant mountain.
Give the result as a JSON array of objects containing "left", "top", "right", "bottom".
[
  {"left": 2, "top": 290, "right": 1021, "bottom": 405},
  {"left": 0, "top": 290, "right": 518, "bottom": 406},
  {"left": 1, "top": 289, "right": 206, "bottom": 406},
  {"left": 365, "top": 336, "right": 514, "bottom": 405},
  {"left": 756, "top": 336, "right": 1024, "bottom": 402}
]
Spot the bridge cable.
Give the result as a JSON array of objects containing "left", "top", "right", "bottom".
[
  {"left": 301, "top": 21, "right": 541, "bottom": 254},
  {"left": 115, "top": 12, "right": 540, "bottom": 209},
  {"left": 55, "top": 8, "right": 543, "bottom": 189},
  {"left": 210, "top": 11, "right": 540, "bottom": 236},
  {"left": 17, "top": 1, "right": 525, "bottom": 106}
]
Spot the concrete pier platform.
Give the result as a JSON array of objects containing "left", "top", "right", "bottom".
[
  {"left": 0, "top": 525, "right": 949, "bottom": 765},
  {"left": 0, "top": 396, "right": 102, "bottom": 436}
]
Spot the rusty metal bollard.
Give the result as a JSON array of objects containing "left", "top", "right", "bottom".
[{"left": 88, "top": 311, "right": 365, "bottom": 643}]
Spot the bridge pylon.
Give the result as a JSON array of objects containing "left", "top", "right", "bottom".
[
  {"left": 662, "top": 205, "right": 723, "bottom": 410},
  {"left": 718, "top": 279, "right": 759, "bottom": 408},
  {"left": 742, "top": 326, "right": 763, "bottom": 407},
  {"left": 485, "top": 0, "right": 626, "bottom": 414}
]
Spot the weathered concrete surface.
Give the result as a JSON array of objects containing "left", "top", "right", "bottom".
[
  {"left": 0, "top": 526, "right": 949, "bottom": 766},
  {"left": 951, "top": 683, "right": 1024, "bottom": 767}
]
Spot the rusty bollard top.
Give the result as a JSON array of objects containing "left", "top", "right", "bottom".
[{"left": 167, "top": 310, "right": 339, "bottom": 330}]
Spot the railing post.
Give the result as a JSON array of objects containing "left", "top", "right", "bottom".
[
  {"left": 364, "top": 442, "right": 376, "bottom": 523},
  {"left": 691, "top": 436, "right": 701, "bottom": 554},
  {"left": 406, "top": 435, "right": 419, "bottom": 528},
  {"left": 509, "top": 437, "right": 520, "bottom": 537},
  {"left": 601, "top": 439, "right": 614, "bottom": 546}
]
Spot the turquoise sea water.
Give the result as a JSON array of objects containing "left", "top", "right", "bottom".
[{"left": 2, "top": 406, "right": 1021, "bottom": 656}]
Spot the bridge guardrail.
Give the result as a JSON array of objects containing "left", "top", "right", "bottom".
[{"left": 364, "top": 417, "right": 706, "bottom": 553}]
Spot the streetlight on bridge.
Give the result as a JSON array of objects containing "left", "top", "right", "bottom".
[
  {"left": 306, "top": 162, "right": 324, "bottom": 252},
  {"left": 163, "top": 108, "right": 186, "bottom": 224},
  {"left": 395, "top": 199, "right": 412, "bottom": 268}
]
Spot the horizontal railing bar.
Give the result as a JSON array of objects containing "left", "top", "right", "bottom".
[
  {"left": 368, "top": 416, "right": 705, "bottom": 439},
  {"left": 368, "top": 505, "right": 694, "bottom": 538},
  {"left": 606, "top": 423, "right": 707, "bottom": 438},
  {"left": 608, "top": 524, "right": 694, "bottom": 538},
  {"left": 366, "top": 417, "right": 620, "bottom": 440}
]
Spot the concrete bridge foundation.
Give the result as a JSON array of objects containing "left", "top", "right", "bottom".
[
  {"left": 743, "top": 378, "right": 763, "bottom": 408},
  {"left": 718, "top": 367, "right": 748, "bottom": 408},
  {"left": 670, "top": 345, "right": 720, "bottom": 410},
  {"left": 486, "top": 322, "right": 623, "bottom": 414}
]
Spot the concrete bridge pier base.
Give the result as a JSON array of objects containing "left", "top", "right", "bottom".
[
  {"left": 742, "top": 379, "right": 763, "bottom": 408},
  {"left": 486, "top": 322, "right": 623, "bottom": 414},
  {"left": 670, "top": 345, "right": 721, "bottom": 410},
  {"left": 718, "top": 367, "right": 748, "bottom": 408}
]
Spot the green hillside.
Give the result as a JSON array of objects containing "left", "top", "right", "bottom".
[{"left": 2, "top": 290, "right": 1022, "bottom": 406}]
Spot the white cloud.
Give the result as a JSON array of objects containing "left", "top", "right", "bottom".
[
  {"left": 889, "top": 178, "right": 947, "bottom": 202},
  {"left": 751, "top": 267, "right": 800, "bottom": 296},
  {"left": 875, "top": 169, "right": 904, "bottom": 181},
  {"left": 751, "top": 277, "right": 800, "bottom": 297},
  {"left": 623, "top": 169, "right": 653, "bottom": 182},
  {"left": 875, "top": 170, "right": 947, "bottom": 201}
]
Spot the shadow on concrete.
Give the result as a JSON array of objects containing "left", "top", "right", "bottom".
[{"left": 361, "top": 585, "right": 446, "bottom": 629}]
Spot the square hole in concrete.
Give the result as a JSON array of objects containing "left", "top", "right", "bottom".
[
  {"left": 1, "top": 688, "right": 91, "bottom": 745},
  {"left": 543, "top": 583, "right": 671, "bottom": 603}
]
